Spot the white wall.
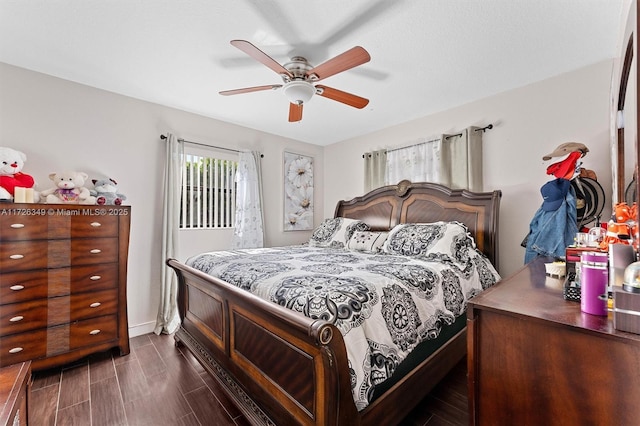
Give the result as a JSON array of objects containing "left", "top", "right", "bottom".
[
  {"left": 0, "top": 62, "right": 324, "bottom": 336},
  {"left": 324, "top": 60, "right": 614, "bottom": 278}
]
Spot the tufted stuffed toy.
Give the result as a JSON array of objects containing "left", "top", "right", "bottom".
[
  {"left": 0, "top": 147, "right": 36, "bottom": 200},
  {"left": 39, "top": 171, "right": 97, "bottom": 204},
  {"left": 90, "top": 178, "right": 127, "bottom": 205}
]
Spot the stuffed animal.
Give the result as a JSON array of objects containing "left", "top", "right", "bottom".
[
  {"left": 0, "top": 147, "right": 36, "bottom": 200},
  {"left": 39, "top": 171, "right": 96, "bottom": 204},
  {"left": 90, "top": 178, "right": 127, "bottom": 205},
  {"left": 600, "top": 202, "right": 638, "bottom": 251}
]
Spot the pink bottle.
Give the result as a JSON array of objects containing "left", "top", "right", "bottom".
[{"left": 580, "top": 251, "right": 609, "bottom": 316}]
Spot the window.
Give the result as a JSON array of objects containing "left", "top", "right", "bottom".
[{"left": 180, "top": 150, "right": 238, "bottom": 229}]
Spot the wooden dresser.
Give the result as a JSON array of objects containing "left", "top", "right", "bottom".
[
  {"left": 0, "top": 203, "right": 130, "bottom": 370},
  {"left": 0, "top": 361, "right": 30, "bottom": 426},
  {"left": 467, "top": 256, "right": 640, "bottom": 425}
]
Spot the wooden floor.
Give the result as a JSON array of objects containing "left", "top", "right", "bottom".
[{"left": 28, "top": 332, "right": 468, "bottom": 426}]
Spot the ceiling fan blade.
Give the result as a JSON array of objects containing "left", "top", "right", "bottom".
[
  {"left": 316, "top": 85, "right": 369, "bottom": 109},
  {"left": 219, "top": 84, "right": 282, "bottom": 96},
  {"left": 230, "top": 40, "right": 293, "bottom": 78},
  {"left": 289, "top": 103, "right": 303, "bottom": 122},
  {"left": 306, "top": 46, "right": 371, "bottom": 81}
]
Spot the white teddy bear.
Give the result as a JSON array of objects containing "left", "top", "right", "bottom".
[
  {"left": 39, "top": 171, "right": 97, "bottom": 204},
  {"left": 0, "top": 147, "right": 36, "bottom": 200}
]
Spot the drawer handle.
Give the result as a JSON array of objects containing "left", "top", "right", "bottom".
[
  {"left": 89, "top": 302, "right": 101, "bottom": 308},
  {"left": 10, "top": 223, "right": 25, "bottom": 229},
  {"left": 9, "top": 254, "right": 24, "bottom": 260},
  {"left": 90, "top": 249, "right": 102, "bottom": 254},
  {"left": 9, "top": 285, "right": 25, "bottom": 291},
  {"left": 9, "top": 347, "right": 23, "bottom": 354},
  {"left": 90, "top": 222, "right": 102, "bottom": 227},
  {"left": 89, "top": 329, "right": 101, "bottom": 335},
  {"left": 90, "top": 275, "right": 102, "bottom": 281},
  {"left": 9, "top": 316, "right": 24, "bottom": 322}
]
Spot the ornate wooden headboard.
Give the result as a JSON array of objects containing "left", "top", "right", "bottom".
[{"left": 334, "top": 180, "right": 502, "bottom": 269}]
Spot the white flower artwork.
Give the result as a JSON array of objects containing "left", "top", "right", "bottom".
[{"left": 284, "top": 151, "right": 314, "bottom": 231}]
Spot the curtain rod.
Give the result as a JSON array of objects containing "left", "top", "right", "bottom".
[
  {"left": 445, "top": 124, "right": 494, "bottom": 140},
  {"left": 363, "top": 124, "right": 494, "bottom": 158},
  {"left": 160, "top": 134, "right": 264, "bottom": 158}
]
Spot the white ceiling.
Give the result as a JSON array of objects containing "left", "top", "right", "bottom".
[{"left": 0, "top": 0, "right": 626, "bottom": 146}]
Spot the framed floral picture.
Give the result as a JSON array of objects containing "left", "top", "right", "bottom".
[{"left": 283, "top": 151, "right": 314, "bottom": 231}]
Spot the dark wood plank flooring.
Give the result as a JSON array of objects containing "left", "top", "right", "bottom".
[{"left": 28, "top": 332, "right": 468, "bottom": 425}]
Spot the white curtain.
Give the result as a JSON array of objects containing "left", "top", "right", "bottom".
[
  {"left": 386, "top": 137, "right": 441, "bottom": 185},
  {"left": 363, "top": 150, "right": 387, "bottom": 192},
  {"left": 154, "top": 133, "right": 183, "bottom": 335},
  {"left": 384, "top": 126, "right": 483, "bottom": 191},
  {"left": 231, "top": 150, "right": 264, "bottom": 249}
]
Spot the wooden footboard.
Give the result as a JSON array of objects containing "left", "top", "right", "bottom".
[{"left": 168, "top": 258, "right": 359, "bottom": 426}]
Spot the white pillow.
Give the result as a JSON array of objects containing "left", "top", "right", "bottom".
[
  {"left": 309, "top": 217, "right": 370, "bottom": 249},
  {"left": 347, "top": 231, "right": 389, "bottom": 253},
  {"left": 382, "top": 221, "right": 475, "bottom": 257}
]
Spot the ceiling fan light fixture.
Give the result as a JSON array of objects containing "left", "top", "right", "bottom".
[{"left": 283, "top": 81, "right": 315, "bottom": 105}]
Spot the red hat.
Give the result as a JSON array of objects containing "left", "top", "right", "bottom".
[{"left": 546, "top": 151, "right": 581, "bottom": 179}]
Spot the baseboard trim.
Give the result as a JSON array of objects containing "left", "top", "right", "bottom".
[{"left": 129, "top": 321, "right": 156, "bottom": 338}]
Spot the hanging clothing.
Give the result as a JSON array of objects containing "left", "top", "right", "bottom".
[{"left": 524, "top": 181, "right": 578, "bottom": 263}]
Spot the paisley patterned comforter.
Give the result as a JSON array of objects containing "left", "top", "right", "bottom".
[{"left": 187, "top": 244, "right": 499, "bottom": 410}]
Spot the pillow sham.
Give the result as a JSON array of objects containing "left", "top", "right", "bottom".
[
  {"left": 309, "top": 217, "right": 370, "bottom": 248},
  {"left": 382, "top": 221, "right": 475, "bottom": 258},
  {"left": 346, "top": 231, "right": 389, "bottom": 253}
]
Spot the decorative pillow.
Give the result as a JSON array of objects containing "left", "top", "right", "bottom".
[
  {"left": 347, "top": 231, "right": 389, "bottom": 253},
  {"left": 309, "top": 217, "right": 370, "bottom": 248},
  {"left": 382, "top": 221, "right": 475, "bottom": 258}
]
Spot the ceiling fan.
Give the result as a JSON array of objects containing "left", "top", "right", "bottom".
[{"left": 219, "top": 40, "right": 371, "bottom": 122}]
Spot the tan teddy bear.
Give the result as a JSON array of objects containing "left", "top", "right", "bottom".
[{"left": 39, "top": 171, "right": 97, "bottom": 204}]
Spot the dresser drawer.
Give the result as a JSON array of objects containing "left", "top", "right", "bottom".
[
  {"left": 0, "top": 240, "right": 73, "bottom": 272},
  {"left": 69, "top": 263, "right": 118, "bottom": 294},
  {"left": 70, "top": 288, "right": 118, "bottom": 321},
  {"left": 70, "top": 314, "right": 118, "bottom": 350},
  {"left": 0, "top": 214, "right": 48, "bottom": 241},
  {"left": 0, "top": 298, "right": 48, "bottom": 335},
  {"left": 71, "top": 214, "right": 120, "bottom": 238},
  {"left": 0, "top": 264, "right": 119, "bottom": 304},
  {"left": 0, "top": 269, "right": 49, "bottom": 305},
  {"left": 71, "top": 238, "right": 118, "bottom": 265},
  {"left": 0, "top": 329, "right": 47, "bottom": 365},
  {"left": 0, "top": 209, "right": 123, "bottom": 240},
  {"left": 43, "top": 315, "right": 119, "bottom": 357},
  {"left": 44, "top": 289, "right": 117, "bottom": 325},
  {"left": 0, "top": 240, "right": 50, "bottom": 272}
]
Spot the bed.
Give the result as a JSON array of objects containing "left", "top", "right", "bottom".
[{"left": 167, "top": 180, "right": 501, "bottom": 425}]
